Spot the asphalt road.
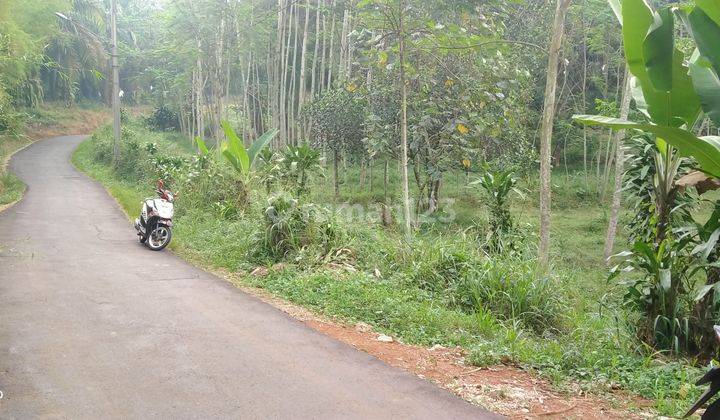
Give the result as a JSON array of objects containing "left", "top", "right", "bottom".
[{"left": 0, "top": 136, "right": 498, "bottom": 419}]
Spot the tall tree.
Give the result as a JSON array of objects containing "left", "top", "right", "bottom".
[
  {"left": 297, "top": 0, "right": 311, "bottom": 116},
  {"left": 539, "top": 0, "right": 572, "bottom": 268},
  {"left": 603, "top": 67, "right": 631, "bottom": 264},
  {"left": 398, "top": 0, "right": 411, "bottom": 236},
  {"left": 110, "top": 0, "right": 121, "bottom": 166}
]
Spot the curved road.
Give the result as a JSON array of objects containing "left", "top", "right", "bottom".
[{"left": 0, "top": 136, "right": 497, "bottom": 419}]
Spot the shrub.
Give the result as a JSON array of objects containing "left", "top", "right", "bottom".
[
  {"left": 113, "top": 126, "right": 150, "bottom": 180},
  {"left": 175, "top": 154, "right": 249, "bottom": 216},
  {"left": 256, "top": 149, "right": 282, "bottom": 193},
  {"left": 148, "top": 150, "right": 187, "bottom": 186},
  {"left": 280, "top": 144, "right": 323, "bottom": 195},
  {"left": 406, "top": 237, "right": 565, "bottom": 335},
  {"left": 145, "top": 105, "right": 180, "bottom": 131},
  {"left": 89, "top": 124, "right": 149, "bottom": 180},
  {"left": 471, "top": 165, "right": 522, "bottom": 252},
  {"left": 409, "top": 241, "right": 476, "bottom": 298},
  {"left": 610, "top": 239, "right": 697, "bottom": 353},
  {"left": 259, "top": 192, "right": 344, "bottom": 262},
  {"left": 455, "top": 256, "right": 567, "bottom": 334},
  {"left": 0, "top": 97, "right": 24, "bottom": 135},
  {"left": 90, "top": 127, "right": 114, "bottom": 164}
]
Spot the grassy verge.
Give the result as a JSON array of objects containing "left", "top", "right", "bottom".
[
  {"left": 0, "top": 134, "right": 33, "bottom": 207},
  {"left": 73, "top": 120, "right": 706, "bottom": 417},
  {"left": 72, "top": 140, "right": 145, "bottom": 217},
  {"left": 0, "top": 172, "right": 25, "bottom": 207}
]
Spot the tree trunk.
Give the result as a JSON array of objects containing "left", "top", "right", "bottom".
[
  {"left": 333, "top": 148, "right": 340, "bottom": 200},
  {"left": 195, "top": 43, "right": 205, "bottom": 141},
  {"left": 369, "top": 157, "right": 373, "bottom": 192},
  {"left": 398, "top": 0, "right": 412, "bottom": 236},
  {"left": 384, "top": 159, "right": 389, "bottom": 203},
  {"left": 339, "top": 9, "right": 349, "bottom": 81},
  {"left": 345, "top": 13, "right": 354, "bottom": 78},
  {"left": 310, "top": 0, "right": 322, "bottom": 99},
  {"left": 359, "top": 157, "right": 366, "bottom": 188},
  {"left": 273, "top": 2, "right": 284, "bottom": 148},
  {"left": 288, "top": 1, "right": 300, "bottom": 145},
  {"left": 581, "top": 7, "right": 588, "bottom": 187},
  {"left": 280, "top": 1, "right": 294, "bottom": 147},
  {"left": 110, "top": 0, "right": 121, "bottom": 167},
  {"left": 428, "top": 178, "right": 440, "bottom": 214},
  {"left": 603, "top": 68, "right": 632, "bottom": 264},
  {"left": 252, "top": 60, "right": 265, "bottom": 136},
  {"left": 601, "top": 69, "right": 624, "bottom": 199},
  {"left": 538, "top": 0, "right": 572, "bottom": 268},
  {"left": 298, "top": 0, "right": 311, "bottom": 128},
  {"left": 212, "top": 13, "right": 226, "bottom": 143},
  {"left": 319, "top": 7, "right": 328, "bottom": 92},
  {"left": 241, "top": 54, "right": 253, "bottom": 139},
  {"left": 326, "top": 1, "right": 337, "bottom": 89}
]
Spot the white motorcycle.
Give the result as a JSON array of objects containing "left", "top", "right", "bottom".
[{"left": 134, "top": 180, "right": 175, "bottom": 251}]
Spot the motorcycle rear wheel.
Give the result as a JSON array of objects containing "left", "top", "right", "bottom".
[{"left": 146, "top": 226, "right": 172, "bottom": 251}]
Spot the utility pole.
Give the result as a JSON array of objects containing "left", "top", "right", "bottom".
[{"left": 110, "top": 0, "right": 121, "bottom": 167}]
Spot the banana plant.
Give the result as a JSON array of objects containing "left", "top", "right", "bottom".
[
  {"left": 578, "top": 0, "right": 720, "bottom": 357},
  {"left": 574, "top": 0, "right": 720, "bottom": 178},
  {"left": 220, "top": 121, "right": 279, "bottom": 182},
  {"left": 470, "top": 165, "right": 524, "bottom": 252},
  {"left": 195, "top": 136, "right": 210, "bottom": 156},
  {"left": 193, "top": 136, "right": 212, "bottom": 169}
]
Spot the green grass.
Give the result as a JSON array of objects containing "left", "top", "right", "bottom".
[
  {"left": 71, "top": 140, "right": 146, "bottom": 218},
  {"left": 72, "top": 119, "right": 708, "bottom": 417},
  {"left": 0, "top": 172, "right": 25, "bottom": 206},
  {"left": 0, "top": 135, "right": 32, "bottom": 207}
]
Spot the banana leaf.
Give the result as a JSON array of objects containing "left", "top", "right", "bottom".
[
  {"left": 221, "top": 121, "right": 249, "bottom": 177},
  {"left": 572, "top": 115, "right": 720, "bottom": 178},
  {"left": 248, "top": 128, "right": 279, "bottom": 168}
]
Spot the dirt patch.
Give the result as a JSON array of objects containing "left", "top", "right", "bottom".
[
  {"left": 211, "top": 269, "right": 653, "bottom": 419},
  {"left": 304, "top": 323, "right": 652, "bottom": 419},
  {"left": 24, "top": 107, "right": 110, "bottom": 140}
]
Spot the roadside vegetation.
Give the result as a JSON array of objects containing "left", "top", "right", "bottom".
[
  {"left": 75, "top": 118, "right": 703, "bottom": 416},
  {"left": 1, "top": 0, "right": 110, "bottom": 207},
  {"left": 0, "top": 112, "right": 46, "bottom": 207},
  {"left": 8, "top": 0, "right": 720, "bottom": 416}
]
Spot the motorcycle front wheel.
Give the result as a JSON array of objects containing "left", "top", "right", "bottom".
[{"left": 146, "top": 226, "right": 172, "bottom": 251}]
